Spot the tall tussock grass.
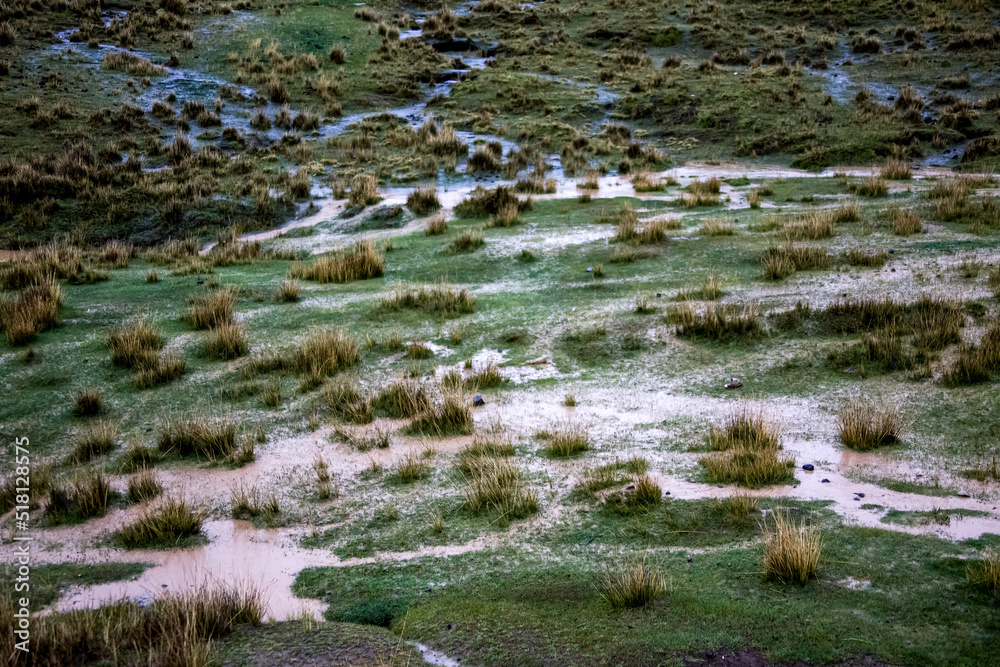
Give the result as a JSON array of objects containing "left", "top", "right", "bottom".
[
  {"left": 107, "top": 318, "right": 185, "bottom": 388},
  {"left": 600, "top": 557, "right": 666, "bottom": 609},
  {"left": 761, "top": 245, "right": 830, "bottom": 279},
  {"left": 116, "top": 497, "right": 204, "bottom": 548},
  {"left": 2, "top": 580, "right": 262, "bottom": 665},
  {"left": 407, "top": 186, "right": 441, "bottom": 214},
  {"left": 407, "top": 388, "right": 474, "bottom": 436},
  {"left": 0, "top": 279, "right": 62, "bottom": 345},
  {"left": 107, "top": 318, "right": 165, "bottom": 368},
  {"left": 156, "top": 414, "right": 240, "bottom": 460},
  {"left": 762, "top": 512, "right": 821, "bottom": 585},
  {"left": 201, "top": 322, "right": 249, "bottom": 360},
  {"left": 289, "top": 328, "right": 360, "bottom": 379},
  {"left": 837, "top": 398, "right": 902, "bottom": 450},
  {"left": 71, "top": 420, "right": 118, "bottom": 462},
  {"left": 184, "top": 288, "right": 236, "bottom": 330},
  {"left": 701, "top": 403, "right": 794, "bottom": 487},
  {"left": 289, "top": 240, "right": 384, "bottom": 284},
  {"left": 378, "top": 282, "right": 476, "bottom": 315},
  {"left": 1, "top": 242, "right": 82, "bottom": 290},
  {"left": 966, "top": 552, "right": 1000, "bottom": 597},
  {"left": 375, "top": 377, "right": 432, "bottom": 418},
  {"left": 539, "top": 420, "right": 590, "bottom": 457},
  {"left": 463, "top": 453, "right": 538, "bottom": 527},
  {"left": 670, "top": 302, "right": 761, "bottom": 341},
  {"left": 127, "top": 469, "right": 162, "bottom": 503},
  {"left": 44, "top": 469, "right": 112, "bottom": 524}
]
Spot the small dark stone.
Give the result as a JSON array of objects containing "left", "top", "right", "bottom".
[
  {"left": 888, "top": 249, "right": 895, "bottom": 254},
  {"left": 706, "top": 649, "right": 715, "bottom": 659},
  {"left": 802, "top": 464, "right": 815, "bottom": 471},
  {"left": 447, "top": 624, "right": 453, "bottom": 629},
  {"left": 687, "top": 556, "right": 692, "bottom": 562},
  {"left": 472, "top": 394, "right": 485, "bottom": 407},
  {"left": 821, "top": 478, "right": 830, "bottom": 483},
  {"left": 197, "top": 279, "right": 204, "bottom": 284},
  {"left": 855, "top": 492, "right": 866, "bottom": 498}
]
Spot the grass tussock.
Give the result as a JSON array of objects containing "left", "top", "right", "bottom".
[
  {"left": 378, "top": 282, "right": 476, "bottom": 316},
  {"left": 275, "top": 278, "right": 301, "bottom": 302},
  {"left": 880, "top": 159, "right": 913, "bottom": 180},
  {"left": 762, "top": 512, "right": 821, "bottom": 585},
  {"left": 941, "top": 323, "right": 1000, "bottom": 386},
  {"left": 833, "top": 201, "right": 861, "bottom": 222},
  {"left": 324, "top": 380, "right": 374, "bottom": 424},
  {"left": 851, "top": 175, "right": 889, "bottom": 197},
  {"left": 407, "top": 388, "right": 474, "bottom": 436},
  {"left": 127, "top": 469, "right": 162, "bottom": 503},
  {"left": 200, "top": 322, "right": 248, "bottom": 360},
  {"left": 688, "top": 177, "right": 721, "bottom": 195},
  {"left": 44, "top": 470, "right": 112, "bottom": 524},
  {"left": 183, "top": 288, "right": 236, "bottom": 330},
  {"left": 700, "top": 403, "right": 793, "bottom": 487},
  {"left": 837, "top": 398, "right": 902, "bottom": 450},
  {"left": 0, "top": 280, "right": 63, "bottom": 345},
  {"left": 700, "top": 219, "right": 735, "bottom": 236},
  {"left": 289, "top": 328, "right": 360, "bottom": 378},
  {"left": 71, "top": 420, "right": 118, "bottom": 463},
  {"left": 375, "top": 377, "right": 432, "bottom": 419},
  {"left": 781, "top": 212, "right": 835, "bottom": 241},
  {"left": 844, "top": 247, "right": 888, "bottom": 267},
  {"left": 888, "top": 206, "right": 923, "bottom": 236},
  {"left": 230, "top": 483, "right": 280, "bottom": 520},
  {"left": 116, "top": 497, "right": 204, "bottom": 548},
  {"left": 446, "top": 227, "right": 485, "bottom": 253},
  {"left": 669, "top": 302, "right": 761, "bottom": 341},
  {"left": 7, "top": 580, "right": 262, "bottom": 665},
  {"left": 761, "top": 244, "right": 830, "bottom": 279},
  {"left": 425, "top": 214, "right": 448, "bottom": 236},
  {"left": 539, "top": 420, "right": 589, "bottom": 457},
  {"left": 289, "top": 240, "right": 384, "bottom": 284},
  {"left": 600, "top": 557, "right": 666, "bottom": 609},
  {"left": 72, "top": 387, "right": 104, "bottom": 417},
  {"left": 463, "top": 455, "right": 538, "bottom": 527},
  {"left": 407, "top": 186, "right": 441, "bottom": 215},
  {"left": 156, "top": 414, "right": 243, "bottom": 461},
  {"left": 107, "top": 319, "right": 164, "bottom": 369},
  {"left": 394, "top": 452, "right": 431, "bottom": 483},
  {"left": 966, "top": 552, "right": 1000, "bottom": 597}
]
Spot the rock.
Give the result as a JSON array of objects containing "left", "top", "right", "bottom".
[
  {"left": 802, "top": 464, "right": 815, "bottom": 471},
  {"left": 855, "top": 492, "right": 865, "bottom": 498},
  {"left": 472, "top": 394, "right": 485, "bottom": 407},
  {"left": 586, "top": 267, "right": 593, "bottom": 272},
  {"left": 957, "top": 490, "right": 971, "bottom": 498},
  {"left": 821, "top": 478, "right": 830, "bottom": 483},
  {"left": 725, "top": 377, "right": 742, "bottom": 389},
  {"left": 706, "top": 649, "right": 715, "bottom": 658},
  {"left": 525, "top": 355, "right": 549, "bottom": 365}
]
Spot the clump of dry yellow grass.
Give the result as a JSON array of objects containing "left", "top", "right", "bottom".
[
  {"left": 762, "top": 512, "right": 821, "bottom": 585},
  {"left": 289, "top": 240, "right": 384, "bottom": 284},
  {"left": 837, "top": 398, "right": 902, "bottom": 450},
  {"left": 967, "top": 551, "right": 1000, "bottom": 597},
  {"left": 600, "top": 556, "right": 666, "bottom": 609}
]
